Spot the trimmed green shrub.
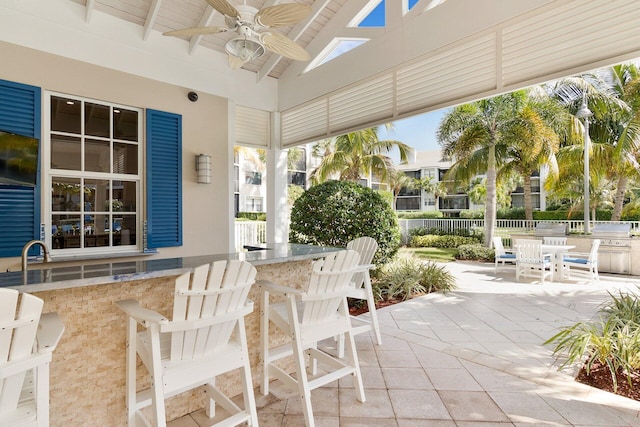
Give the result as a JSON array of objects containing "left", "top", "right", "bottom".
[
  {"left": 289, "top": 180, "right": 400, "bottom": 264},
  {"left": 411, "top": 235, "right": 479, "bottom": 248},
  {"left": 497, "top": 208, "right": 613, "bottom": 220},
  {"left": 459, "top": 209, "right": 484, "bottom": 219},
  {"left": 397, "top": 211, "right": 444, "bottom": 219},
  {"left": 236, "top": 212, "right": 266, "bottom": 221},
  {"left": 456, "top": 244, "right": 494, "bottom": 261}
]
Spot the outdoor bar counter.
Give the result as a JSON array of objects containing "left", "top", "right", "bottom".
[{"left": 0, "top": 243, "right": 340, "bottom": 427}]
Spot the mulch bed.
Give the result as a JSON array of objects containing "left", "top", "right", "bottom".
[
  {"left": 576, "top": 363, "right": 640, "bottom": 401},
  {"left": 348, "top": 298, "right": 402, "bottom": 316}
]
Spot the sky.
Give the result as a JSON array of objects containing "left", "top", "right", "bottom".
[{"left": 377, "top": 108, "right": 450, "bottom": 157}]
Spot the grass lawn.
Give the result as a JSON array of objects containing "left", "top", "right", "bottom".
[{"left": 400, "top": 247, "right": 458, "bottom": 262}]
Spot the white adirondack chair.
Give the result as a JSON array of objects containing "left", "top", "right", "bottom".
[
  {"left": 543, "top": 236, "right": 567, "bottom": 246},
  {"left": 493, "top": 236, "right": 516, "bottom": 273},
  {"left": 346, "top": 237, "right": 382, "bottom": 345},
  {"left": 515, "top": 240, "right": 553, "bottom": 284},
  {"left": 259, "top": 250, "right": 365, "bottom": 427},
  {"left": 116, "top": 260, "right": 258, "bottom": 427},
  {"left": 0, "top": 288, "right": 65, "bottom": 427},
  {"left": 563, "top": 239, "right": 600, "bottom": 284}
]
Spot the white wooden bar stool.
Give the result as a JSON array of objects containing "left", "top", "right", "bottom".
[
  {"left": 116, "top": 260, "right": 258, "bottom": 427},
  {"left": 345, "top": 237, "right": 382, "bottom": 345},
  {"left": 259, "top": 250, "right": 365, "bottom": 427},
  {"left": 0, "top": 288, "right": 65, "bottom": 427}
]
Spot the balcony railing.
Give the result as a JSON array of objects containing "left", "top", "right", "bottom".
[{"left": 234, "top": 220, "right": 266, "bottom": 251}]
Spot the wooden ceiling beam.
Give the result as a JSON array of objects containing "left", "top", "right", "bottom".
[
  {"left": 85, "top": 0, "right": 95, "bottom": 23},
  {"left": 189, "top": 6, "right": 217, "bottom": 54},
  {"left": 256, "top": 0, "right": 332, "bottom": 83},
  {"left": 143, "top": 0, "right": 163, "bottom": 40}
]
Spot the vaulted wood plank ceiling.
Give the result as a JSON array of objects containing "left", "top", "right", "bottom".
[{"left": 67, "top": 0, "right": 447, "bottom": 80}]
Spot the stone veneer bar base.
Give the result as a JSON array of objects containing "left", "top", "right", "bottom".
[{"left": 33, "top": 259, "right": 313, "bottom": 427}]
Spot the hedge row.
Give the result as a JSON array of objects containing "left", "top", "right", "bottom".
[
  {"left": 455, "top": 244, "right": 494, "bottom": 261},
  {"left": 411, "top": 235, "right": 480, "bottom": 248},
  {"left": 236, "top": 212, "right": 266, "bottom": 221}
]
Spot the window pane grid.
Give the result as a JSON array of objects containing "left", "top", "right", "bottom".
[{"left": 48, "top": 94, "right": 141, "bottom": 253}]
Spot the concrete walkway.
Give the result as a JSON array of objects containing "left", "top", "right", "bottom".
[{"left": 171, "top": 261, "right": 640, "bottom": 426}]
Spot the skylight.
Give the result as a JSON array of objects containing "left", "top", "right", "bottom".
[
  {"left": 304, "top": 38, "right": 368, "bottom": 72},
  {"left": 303, "top": 0, "right": 449, "bottom": 73},
  {"left": 359, "top": 0, "right": 384, "bottom": 27}
]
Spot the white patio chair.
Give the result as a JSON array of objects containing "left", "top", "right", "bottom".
[
  {"left": 345, "top": 237, "right": 381, "bottom": 345},
  {"left": 543, "top": 236, "right": 567, "bottom": 246},
  {"left": 493, "top": 236, "right": 516, "bottom": 273},
  {"left": 0, "top": 288, "right": 65, "bottom": 427},
  {"left": 259, "top": 250, "right": 365, "bottom": 427},
  {"left": 116, "top": 260, "right": 258, "bottom": 427},
  {"left": 515, "top": 239, "right": 553, "bottom": 284},
  {"left": 562, "top": 239, "right": 600, "bottom": 284}
]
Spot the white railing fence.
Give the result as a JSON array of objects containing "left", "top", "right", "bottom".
[
  {"left": 398, "top": 218, "right": 640, "bottom": 244},
  {"left": 234, "top": 220, "right": 267, "bottom": 251},
  {"left": 235, "top": 218, "right": 640, "bottom": 249}
]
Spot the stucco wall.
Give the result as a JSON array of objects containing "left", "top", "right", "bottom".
[{"left": 0, "top": 41, "right": 233, "bottom": 270}]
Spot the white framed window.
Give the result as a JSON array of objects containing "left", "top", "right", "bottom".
[
  {"left": 245, "top": 171, "right": 262, "bottom": 185},
  {"left": 244, "top": 197, "right": 263, "bottom": 212},
  {"left": 45, "top": 92, "right": 142, "bottom": 254}
]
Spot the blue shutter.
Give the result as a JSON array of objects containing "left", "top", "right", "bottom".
[
  {"left": 0, "top": 80, "right": 41, "bottom": 257},
  {"left": 146, "top": 109, "right": 182, "bottom": 248}
]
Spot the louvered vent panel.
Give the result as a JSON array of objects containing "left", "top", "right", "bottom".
[
  {"left": 397, "top": 33, "right": 497, "bottom": 114},
  {"left": 236, "top": 106, "right": 270, "bottom": 147},
  {"left": 502, "top": 0, "right": 640, "bottom": 86},
  {"left": 329, "top": 74, "right": 394, "bottom": 133},
  {"left": 281, "top": 98, "right": 327, "bottom": 147}
]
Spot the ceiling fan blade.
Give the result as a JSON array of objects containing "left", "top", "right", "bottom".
[
  {"left": 205, "top": 0, "right": 240, "bottom": 18},
  {"left": 262, "top": 33, "right": 310, "bottom": 61},
  {"left": 163, "top": 26, "right": 227, "bottom": 37},
  {"left": 256, "top": 4, "right": 312, "bottom": 27},
  {"left": 228, "top": 54, "right": 246, "bottom": 70}
]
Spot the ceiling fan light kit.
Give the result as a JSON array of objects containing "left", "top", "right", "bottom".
[
  {"left": 164, "top": 0, "right": 312, "bottom": 70},
  {"left": 225, "top": 37, "right": 265, "bottom": 62}
]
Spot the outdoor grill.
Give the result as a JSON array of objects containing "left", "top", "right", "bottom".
[
  {"left": 534, "top": 222, "right": 568, "bottom": 237},
  {"left": 592, "top": 223, "right": 632, "bottom": 274}
]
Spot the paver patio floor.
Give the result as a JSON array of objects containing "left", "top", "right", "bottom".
[{"left": 171, "top": 261, "right": 640, "bottom": 426}]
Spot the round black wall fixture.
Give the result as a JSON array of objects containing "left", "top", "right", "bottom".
[{"left": 188, "top": 91, "right": 198, "bottom": 102}]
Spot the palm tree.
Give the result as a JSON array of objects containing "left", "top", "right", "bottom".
[
  {"left": 546, "top": 159, "right": 615, "bottom": 221},
  {"left": 387, "top": 169, "right": 417, "bottom": 208},
  {"left": 548, "top": 66, "right": 640, "bottom": 221},
  {"left": 416, "top": 176, "right": 447, "bottom": 210},
  {"left": 437, "top": 91, "right": 529, "bottom": 246},
  {"left": 603, "top": 64, "right": 640, "bottom": 220},
  {"left": 310, "top": 126, "right": 412, "bottom": 185},
  {"left": 466, "top": 176, "right": 514, "bottom": 210},
  {"left": 498, "top": 92, "right": 566, "bottom": 220}
]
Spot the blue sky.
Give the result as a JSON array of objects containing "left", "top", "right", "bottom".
[{"left": 378, "top": 108, "right": 450, "bottom": 153}]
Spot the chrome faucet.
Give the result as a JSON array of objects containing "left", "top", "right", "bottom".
[{"left": 22, "top": 240, "right": 51, "bottom": 284}]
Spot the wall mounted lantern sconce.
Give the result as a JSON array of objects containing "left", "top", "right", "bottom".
[{"left": 196, "top": 154, "right": 211, "bottom": 184}]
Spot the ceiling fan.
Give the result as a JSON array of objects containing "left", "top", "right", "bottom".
[{"left": 164, "top": 0, "right": 311, "bottom": 69}]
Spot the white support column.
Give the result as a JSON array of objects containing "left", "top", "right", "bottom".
[
  {"left": 228, "top": 101, "right": 237, "bottom": 253},
  {"left": 266, "top": 112, "right": 289, "bottom": 244}
]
